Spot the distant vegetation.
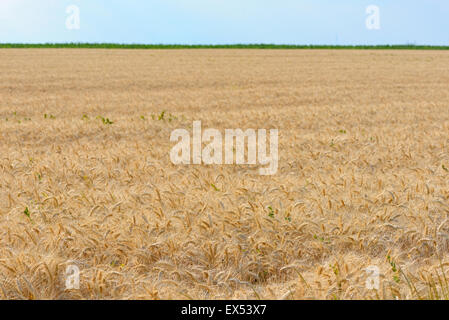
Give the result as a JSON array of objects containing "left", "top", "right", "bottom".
[{"left": 1, "top": 43, "right": 449, "bottom": 50}]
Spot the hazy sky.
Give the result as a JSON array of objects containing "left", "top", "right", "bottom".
[{"left": 0, "top": 0, "right": 448, "bottom": 45}]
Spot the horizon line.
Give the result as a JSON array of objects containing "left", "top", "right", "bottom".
[{"left": 1, "top": 43, "right": 449, "bottom": 50}]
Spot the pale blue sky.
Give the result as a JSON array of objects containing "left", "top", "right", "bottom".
[{"left": 0, "top": 0, "right": 448, "bottom": 45}]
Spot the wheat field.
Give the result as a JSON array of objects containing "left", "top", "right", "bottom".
[{"left": 1, "top": 49, "right": 449, "bottom": 299}]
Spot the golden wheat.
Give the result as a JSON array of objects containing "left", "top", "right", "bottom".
[{"left": 1, "top": 49, "right": 449, "bottom": 299}]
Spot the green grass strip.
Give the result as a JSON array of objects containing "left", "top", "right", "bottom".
[{"left": 0, "top": 43, "right": 448, "bottom": 50}]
